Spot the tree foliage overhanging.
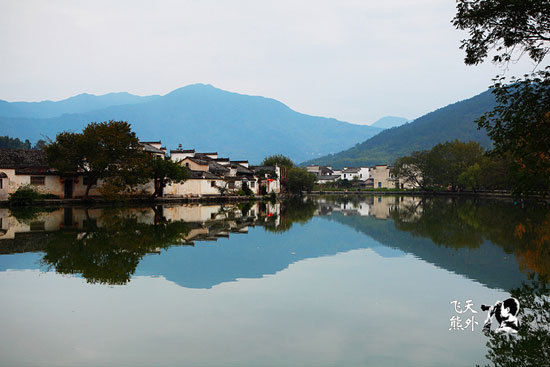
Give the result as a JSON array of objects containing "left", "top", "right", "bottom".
[
  {"left": 453, "top": 0, "right": 550, "bottom": 66},
  {"left": 453, "top": 0, "right": 550, "bottom": 195}
]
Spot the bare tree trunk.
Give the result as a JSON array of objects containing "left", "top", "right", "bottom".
[{"left": 84, "top": 183, "right": 93, "bottom": 200}]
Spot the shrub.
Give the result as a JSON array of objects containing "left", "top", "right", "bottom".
[
  {"left": 8, "top": 185, "right": 41, "bottom": 206},
  {"left": 242, "top": 184, "right": 253, "bottom": 197}
]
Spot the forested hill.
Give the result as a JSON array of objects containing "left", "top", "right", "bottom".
[{"left": 302, "top": 90, "right": 496, "bottom": 168}]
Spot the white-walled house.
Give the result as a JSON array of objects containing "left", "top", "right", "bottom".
[
  {"left": 340, "top": 167, "right": 370, "bottom": 181},
  {"left": 170, "top": 148, "right": 196, "bottom": 162},
  {"left": 164, "top": 170, "right": 226, "bottom": 197}
]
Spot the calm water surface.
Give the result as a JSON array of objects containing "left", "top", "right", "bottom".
[{"left": 0, "top": 196, "right": 548, "bottom": 366}]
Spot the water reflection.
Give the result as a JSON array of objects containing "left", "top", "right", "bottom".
[
  {"left": 1, "top": 201, "right": 281, "bottom": 285},
  {"left": 482, "top": 275, "right": 550, "bottom": 367},
  {"left": 0, "top": 196, "right": 549, "bottom": 289},
  {"left": 389, "top": 197, "right": 550, "bottom": 278},
  {"left": 1, "top": 196, "right": 549, "bottom": 366}
]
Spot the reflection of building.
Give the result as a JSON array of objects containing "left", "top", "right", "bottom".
[
  {"left": 316, "top": 196, "right": 421, "bottom": 219},
  {"left": 0, "top": 202, "right": 281, "bottom": 252}
]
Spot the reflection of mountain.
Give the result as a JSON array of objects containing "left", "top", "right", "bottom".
[
  {"left": 326, "top": 212, "right": 528, "bottom": 291},
  {"left": 135, "top": 217, "right": 388, "bottom": 288}
]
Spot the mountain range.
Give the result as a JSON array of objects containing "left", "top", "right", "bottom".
[
  {"left": 0, "top": 85, "right": 498, "bottom": 166},
  {"left": 0, "top": 85, "right": 382, "bottom": 163},
  {"left": 369, "top": 116, "right": 409, "bottom": 129},
  {"left": 303, "top": 90, "right": 496, "bottom": 168},
  {"left": 0, "top": 92, "right": 160, "bottom": 119}
]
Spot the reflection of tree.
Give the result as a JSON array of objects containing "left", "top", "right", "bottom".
[
  {"left": 264, "top": 198, "right": 316, "bottom": 233},
  {"left": 8, "top": 207, "right": 58, "bottom": 224},
  {"left": 41, "top": 209, "right": 189, "bottom": 285},
  {"left": 391, "top": 198, "right": 550, "bottom": 278},
  {"left": 513, "top": 213, "right": 550, "bottom": 279},
  {"left": 391, "top": 198, "right": 485, "bottom": 249},
  {"left": 481, "top": 274, "right": 550, "bottom": 367}
]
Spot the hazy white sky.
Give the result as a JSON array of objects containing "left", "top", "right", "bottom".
[{"left": 0, "top": 0, "right": 536, "bottom": 124}]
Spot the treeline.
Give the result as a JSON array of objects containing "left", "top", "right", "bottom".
[
  {"left": 393, "top": 140, "right": 548, "bottom": 194},
  {"left": 0, "top": 136, "right": 47, "bottom": 150},
  {"left": 262, "top": 154, "right": 317, "bottom": 195}
]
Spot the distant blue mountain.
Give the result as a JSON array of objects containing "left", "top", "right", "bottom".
[
  {"left": 0, "top": 92, "right": 160, "bottom": 119},
  {"left": 370, "top": 116, "right": 409, "bottom": 129},
  {"left": 0, "top": 84, "right": 382, "bottom": 163}
]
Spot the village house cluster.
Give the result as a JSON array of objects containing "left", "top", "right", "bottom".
[
  {"left": 0, "top": 141, "right": 281, "bottom": 200},
  {"left": 305, "top": 164, "right": 415, "bottom": 189}
]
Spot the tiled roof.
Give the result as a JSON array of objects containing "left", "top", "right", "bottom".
[
  {"left": 232, "top": 163, "right": 254, "bottom": 175},
  {"left": 170, "top": 149, "right": 195, "bottom": 153},
  {"left": 318, "top": 175, "right": 338, "bottom": 180},
  {"left": 208, "top": 161, "right": 230, "bottom": 173},
  {"left": 140, "top": 143, "right": 165, "bottom": 155},
  {"left": 342, "top": 167, "right": 360, "bottom": 173},
  {"left": 186, "top": 157, "right": 209, "bottom": 165},
  {"left": 188, "top": 170, "right": 221, "bottom": 179},
  {"left": 0, "top": 148, "right": 49, "bottom": 169}
]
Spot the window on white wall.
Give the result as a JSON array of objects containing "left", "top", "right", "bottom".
[{"left": 30, "top": 176, "right": 45, "bottom": 185}]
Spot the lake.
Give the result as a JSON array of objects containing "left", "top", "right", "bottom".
[{"left": 0, "top": 196, "right": 548, "bottom": 366}]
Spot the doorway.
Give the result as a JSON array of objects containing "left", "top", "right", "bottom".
[{"left": 64, "top": 179, "right": 73, "bottom": 199}]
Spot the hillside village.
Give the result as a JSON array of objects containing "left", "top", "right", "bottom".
[{"left": 0, "top": 141, "right": 281, "bottom": 201}]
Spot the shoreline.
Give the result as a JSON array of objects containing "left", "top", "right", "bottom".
[
  {"left": 1, "top": 190, "right": 548, "bottom": 208},
  {"left": 0, "top": 194, "right": 271, "bottom": 208}
]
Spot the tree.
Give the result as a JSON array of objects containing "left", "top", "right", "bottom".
[
  {"left": 0, "top": 136, "right": 31, "bottom": 149},
  {"left": 425, "top": 140, "right": 485, "bottom": 190},
  {"left": 458, "top": 163, "right": 482, "bottom": 191},
  {"left": 393, "top": 151, "right": 430, "bottom": 189},
  {"left": 394, "top": 141, "right": 485, "bottom": 191},
  {"left": 261, "top": 154, "right": 294, "bottom": 168},
  {"left": 286, "top": 167, "right": 317, "bottom": 195},
  {"left": 34, "top": 139, "right": 47, "bottom": 150},
  {"left": 478, "top": 69, "right": 550, "bottom": 194},
  {"left": 453, "top": 0, "right": 550, "bottom": 66},
  {"left": 45, "top": 121, "right": 148, "bottom": 199},
  {"left": 453, "top": 0, "right": 550, "bottom": 195},
  {"left": 147, "top": 156, "right": 190, "bottom": 197}
]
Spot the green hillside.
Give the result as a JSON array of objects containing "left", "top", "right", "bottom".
[{"left": 302, "top": 90, "right": 496, "bottom": 168}]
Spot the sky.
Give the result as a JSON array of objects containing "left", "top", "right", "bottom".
[{"left": 0, "top": 0, "right": 537, "bottom": 125}]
